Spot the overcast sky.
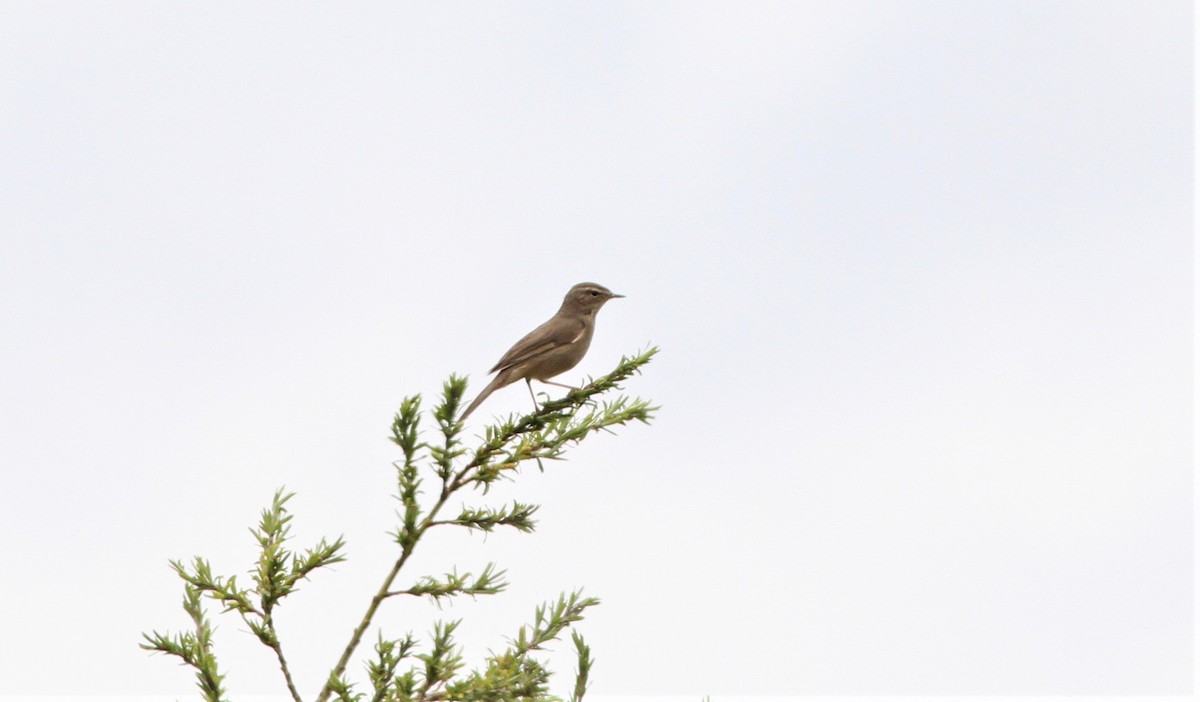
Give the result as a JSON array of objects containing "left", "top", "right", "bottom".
[{"left": 0, "top": 1, "right": 1192, "bottom": 699}]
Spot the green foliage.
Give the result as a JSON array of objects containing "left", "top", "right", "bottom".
[
  {"left": 569, "top": 631, "right": 594, "bottom": 702},
  {"left": 143, "top": 347, "right": 658, "bottom": 702},
  {"left": 395, "top": 563, "right": 509, "bottom": 603},
  {"left": 444, "top": 501, "right": 539, "bottom": 533},
  {"left": 142, "top": 584, "right": 227, "bottom": 702}
]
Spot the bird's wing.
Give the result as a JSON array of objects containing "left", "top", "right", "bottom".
[{"left": 489, "top": 315, "right": 585, "bottom": 374}]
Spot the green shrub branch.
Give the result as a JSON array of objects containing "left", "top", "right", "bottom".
[{"left": 142, "top": 347, "right": 658, "bottom": 702}]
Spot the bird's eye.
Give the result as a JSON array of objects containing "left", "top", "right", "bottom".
[{"left": 589, "top": 290, "right": 600, "bottom": 296}]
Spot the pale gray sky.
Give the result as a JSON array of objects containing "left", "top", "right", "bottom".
[{"left": 0, "top": 1, "right": 1191, "bottom": 698}]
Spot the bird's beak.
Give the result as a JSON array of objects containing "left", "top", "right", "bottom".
[{"left": 610, "top": 293, "right": 625, "bottom": 299}]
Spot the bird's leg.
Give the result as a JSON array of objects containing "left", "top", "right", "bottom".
[
  {"left": 526, "top": 378, "right": 578, "bottom": 410},
  {"left": 525, "top": 378, "right": 539, "bottom": 409}
]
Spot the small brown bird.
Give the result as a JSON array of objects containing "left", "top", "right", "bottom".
[{"left": 459, "top": 282, "right": 623, "bottom": 420}]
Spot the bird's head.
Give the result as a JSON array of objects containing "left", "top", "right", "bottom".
[{"left": 562, "top": 282, "right": 623, "bottom": 316}]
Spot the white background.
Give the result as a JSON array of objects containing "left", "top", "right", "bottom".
[{"left": 0, "top": 1, "right": 1191, "bottom": 698}]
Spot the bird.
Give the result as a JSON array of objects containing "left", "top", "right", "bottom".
[{"left": 459, "top": 282, "right": 624, "bottom": 420}]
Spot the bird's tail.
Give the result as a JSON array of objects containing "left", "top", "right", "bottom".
[{"left": 459, "top": 371, "right": 510, "bottom": 421}]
